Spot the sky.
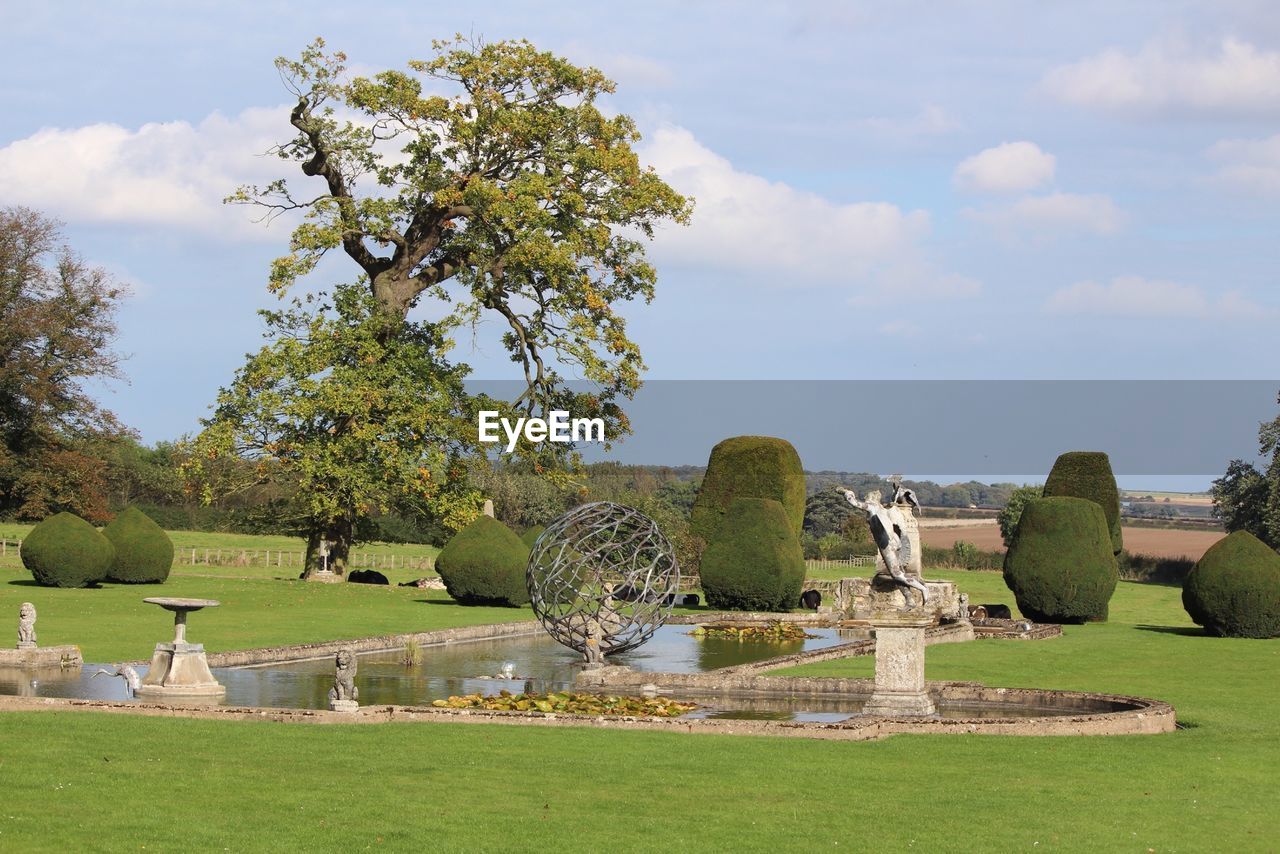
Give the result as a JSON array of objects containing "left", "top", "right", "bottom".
[{"left": 2, "top": 1, "right": 1278, "bottom": 487}]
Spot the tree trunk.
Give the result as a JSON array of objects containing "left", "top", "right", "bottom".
[{"left": 301, "top": 514, "right": 354, "bottom": 580}]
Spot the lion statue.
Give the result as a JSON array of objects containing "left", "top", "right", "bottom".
[{"left": 328, "top": 648, "right": 359, "bottom": 703}]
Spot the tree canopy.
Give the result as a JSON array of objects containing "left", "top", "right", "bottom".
[
  {"left": 0, "top": 206, "right": 129, "bottom": 521},
  {"left": 193, "top": 37, "right": 691, "bottom": 575}
]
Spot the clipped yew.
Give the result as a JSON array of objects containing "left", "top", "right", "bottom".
[
  {"left": 1003, "top": 496, "right": 1118, "bottom": 623},
  {"left": 690, "top": 435, "right": 806, "bottom": 543},
  {"left": 102, "top": 506, "right": 174, "bottom": 584},
  {"left": 520, "top": 526, "right": 545, "bottom": 549},
  {"left": 1043, "top": 451, "right": 1123, "bottom": 554},
  {"left": 1182, "top": 530, "right": 1280, "bottom": 638},
  {"left": 435, "top": 515, "right": 531, "bottom": 606},
  {"left": 699, "top": 497, "right": 805, "bottom": 612},
  {"left": 20, "top": 512, "right": 115, "bottom": 588}
]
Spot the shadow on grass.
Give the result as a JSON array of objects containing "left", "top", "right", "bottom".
[{"left": 1134, "top": 624, "right": 1207, "bottom": 637}]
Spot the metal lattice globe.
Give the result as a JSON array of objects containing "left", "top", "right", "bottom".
[{"left": 527, "top": 502, "right": 681, "bottom": 658}]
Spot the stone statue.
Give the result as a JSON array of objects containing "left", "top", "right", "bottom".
[
  {"left": 92, "top": 664, "right": 141, "bottom": 697},
  {"left": 17, "top": 602, "right": 36, "bottom": 649},
  {"left": 328, "top": 648, "right": 359, "bottom": 705},
  {"left": 838, "top": 488, "right": 929, "bottom": 608}
]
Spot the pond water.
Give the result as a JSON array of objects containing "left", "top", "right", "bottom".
[{"left": 0, "top": 624, "right": 1138, "bottom": 722}]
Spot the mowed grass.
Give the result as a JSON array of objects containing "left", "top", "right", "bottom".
[
  {"left": 0, "top": 522, "right": 440, "bottom": 584},
  {"left": 0, "top": 569, "right": 1276, "bottom": 851},
  {"left": 0, "top": 571, "right": 530, "bottom": 661}
]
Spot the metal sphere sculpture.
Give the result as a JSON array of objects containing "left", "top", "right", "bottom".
[{"left": 527, "top": 502, "right": 681, "bottom": 661}]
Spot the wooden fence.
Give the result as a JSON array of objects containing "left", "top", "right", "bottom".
[
  {"left": 804, "top": 556, "right": 875, "bottom": 572},
  {"left": 1, "top": 539, "right": 435, "bottom": 572}
]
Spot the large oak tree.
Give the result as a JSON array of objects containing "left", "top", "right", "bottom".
[{"left": 191, "top": 37, "right": 690, "bottom": 577}]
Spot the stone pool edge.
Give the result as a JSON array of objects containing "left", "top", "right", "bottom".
[{"left": 0, "top": 684, "right": 1176, "bottom": 740}]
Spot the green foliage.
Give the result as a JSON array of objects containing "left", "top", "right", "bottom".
[
  {"left": 1043, "top": 451, "right": 1122, "bottom": 554},
  {"left": 920, "top": 544, "right": 1003, "bottom": 572},
  {"left": 1211, "top": 459, "right": 1274, "bottom": 547},
  {"left": 435, "top": 515, "right": 530, "bottom": 606},
  {"left": 690, "top": 436, "right": 805, "bottom": 543},
  {"left": 951, "top": 540, "right": 979, "bottom": 568},
  {"left": 997, "top": 484, "right": 1042, "bottom": 548},
  {"left": 520, "top": 526, "right": 544, "bottom": 548},
  {"left": 1182, "top": 530, "right": 1280, "bottom": 638},
  {"left": 20, "top": 511, "right": 114, "bottom": 588},
  {"left": 1116, "top": 551, "right": 1195, "bottom": 585},
  {"left": 102, "top": 506, "right": 174, "bottom": 584},
  {"left": 432, "top": 690, "right": 695, "bottom": 717},
  {"left": 699, "top": 498, "right": 805, "bottom": 612},
  {"left": 1002, "top": 497, "right": 1118, "bottom": 623}
]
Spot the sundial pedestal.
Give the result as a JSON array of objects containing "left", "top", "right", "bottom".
[
  {"left": 863, "top": 610, "right": 936, "bottom": 717},
  {"left": 135, "top": 598, "right": 225, "bottom": 703}
]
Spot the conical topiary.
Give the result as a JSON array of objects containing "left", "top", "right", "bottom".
[
  {"left": 1003, "top": 496, "right": 1118, "bottom": 623},
  {"left": 435, "top": 515, "right": 531, "bottom": 606},
  {"left": 1182, "top": 530, "right": 1280, "bottom": 638},
  {"left": 520, "top": 526, "right": 545, "bottom": 549},
  {"left": 102, "top": 506, "right": 174, "bottom": 584},
  {"left": 690, "top": 436, "right": 806, "bottom": 543},
  {"left": 20, "top": 511, "right": 115, "bottom": 588},
  {"left": 699, "top": 497, "right": 805, "bottom": 612},
  {"left": 1043, "top": 451, "right": 1123, "bottom": 554}
]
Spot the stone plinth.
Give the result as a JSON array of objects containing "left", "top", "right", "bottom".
[
  {"left": 307, "top": 570, "right": 343, "bottom": 584},
  {"left": 839, "top": 576, "right": 968, "bottom": 624},
  {"left": 136, "top": 641, "right": 226, "bottom": 701},
  {"left": 329, "top": 698, "right": 359, "bottom": 712},
  {"left": 862, "top": 612, "right": 936, "bottom": 717},
  {"left": 0, "top": 645, "right": 83, "bottom": 669}
]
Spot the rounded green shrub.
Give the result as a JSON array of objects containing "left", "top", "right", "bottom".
[
  {"left": 1003, "top": 496, "right": 1118, "bottom": 623},
  {"left": 690, "top": 436, "right": 805, "bottom": 543},
  {"left": 102, "top": 506, "right": 174, "bottom": 584},
  {"left": 20, "top": 511, "right": 115, "bottom": 588},
  {"left": 1182, "top": 530, "right": 1280, "bottom": 638},
  {"left": 1043, "top": 451, "right": 1122, "bottom": 554},
  {"left": 520, "top": 526, "right": 545, "bottom": 549},
  {"left": 435, "top": 515, "right": 531, "bottom": 607},
  {"left": 699, "top": 498, "right": 805, "bottom": 612}
]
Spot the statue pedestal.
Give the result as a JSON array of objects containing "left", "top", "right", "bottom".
[
  {"left": 136, "top": 641, "right": 225, "bottom": 701},
  {"left": 840, "top": 576, "right": 968, "bottom": 624},
  {"left": 307, "top": 570, "right": 343, "bottom": 584},
  {"left": 329, "top": 699, "right": 359, "bottom": 712},
  {"left": 863, "top": 612, "right": 936, "bottom": 717}
]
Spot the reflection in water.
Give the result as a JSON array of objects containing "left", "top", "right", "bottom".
[{"left": 0, "top": 624, "right": 1136, "bottom": 723}]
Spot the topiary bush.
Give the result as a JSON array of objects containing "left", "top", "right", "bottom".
[
  {"left": 699, "top": 498, "right": 805, "bottom": 612},
  {"left": 1003, "top": 496, "right": 1118, "bottom": 623},
  {"left": 102, "top": 506, "right": 174, "bottom": 584},
  {"left": 20, "top": 511, "right": 115, "bottom": 588},
  {"left": 690, "top": 436, "right": 805, "bottom": 543},
  {"left": 1182, "top": 530, "right": 1280, "bottom": 638},
  {"left": 1043, "top": 451, "right": 1122, "bottom": 554},
  {"left": 520, "top": 526, "right": 545, "bottom": 549},
  {"left": 435, "top": 515, "right": 531, "bottom": 607}
]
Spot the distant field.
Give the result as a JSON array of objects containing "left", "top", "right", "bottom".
[{"left": 921, "top": 519, "right": 1225, "bottom": 560}]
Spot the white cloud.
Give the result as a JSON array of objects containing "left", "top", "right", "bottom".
[
  {"left": 1207, "top": 132, "right": 1280, "bottom": 195},
  {"left": 953, "top": 141, "right": 1056, "bottom": 194},
  {"left": 1043, "top": 37, "right": 1280, "bottom": 117},
  {"left": 965, "top": 192, "right": 1126, "bottom": 238},
  {"left": 858, "top": 104, "right": 960, "bottom": 139},
  {"left": 1046, "top": 275, "right": 1268, "bottom": 318},
  {"left": 641, "top": 125, "right": 974, "bottom": 296},
  {"left": 0, "top": 107, "right": 292, "bottom": 238}
]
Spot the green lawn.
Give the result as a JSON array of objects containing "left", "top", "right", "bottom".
[
  {"left": 0, "top": 522, "right": 440, "bottom": 583},
  {"left": 0, "top": 570, "right": 1276, "bottom": 851}
]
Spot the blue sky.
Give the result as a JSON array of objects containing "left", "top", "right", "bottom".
[{"left": 2, "top": 2, "right": 1277, "bottom": 486}]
